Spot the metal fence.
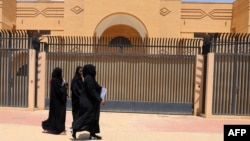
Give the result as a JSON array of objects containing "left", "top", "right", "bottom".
[
  {"left": 42, "top": 36, "right": 202, "bottom": 114},
  {"left": 0, "top": 30, "right": 31, "bottom": 107},
  {"left": 1, "top": 30, "right": 249, "bottom": 116},
  {"left": 211, "top": 33, "right": 250, "bottom": 116}
]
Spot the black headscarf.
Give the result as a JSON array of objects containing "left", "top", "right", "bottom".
[
  {"left": 70, "top": 66, "right": 82, "bottom": 90},
  {"left": 52, "top": 67, "right": 63, "bottom": 84},
  {"left": 82, "top": 64, "right": 96, "bottom": 78},
  {"left": 73, "top": 66, "right": 82, "bottom": 78}
]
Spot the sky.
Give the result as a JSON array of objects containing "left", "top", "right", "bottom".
[
  {"left": 16, "top": 0, "right": 235, "bottom": 2},
  {"left": 182, "top": 0, "right": 234, "bottom": 2},
  {"left": 16, "top": 0, "right": 235, "bottom": 3}
]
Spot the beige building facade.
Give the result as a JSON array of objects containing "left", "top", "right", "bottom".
[
  {"left": 1, "top": 0, "right": 250, "bottom": 118},
  {"left": 0, "top": 0, "right": 249, "bottom": 38}
]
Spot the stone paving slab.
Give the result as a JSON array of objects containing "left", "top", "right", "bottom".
[{"left": 0, "top": 110, "right": 249, "bottom": 141}]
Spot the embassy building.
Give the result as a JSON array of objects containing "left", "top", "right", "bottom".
[
  {"left": 0, "top": 0, "right": 250, "bottom": 118},
  {"left": 0, "top": 0, "right": 249, "bottom": 37}
]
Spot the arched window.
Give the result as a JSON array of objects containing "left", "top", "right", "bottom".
[{"left": 108, "top": 36, "right": 132, "bottom": 47}]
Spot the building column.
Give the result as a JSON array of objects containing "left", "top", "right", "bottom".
[
  {"left": 204, "top": 53, "right": 214, "bottom": 117},
  {"left": 37, "top": 51, "right": 47, "bottom": 109},
  {"left": 28, "top": 49, "right": 36, "bottom": 110},
  {"left": 193, "top": 54, "right": 204, "bottom": 116}
]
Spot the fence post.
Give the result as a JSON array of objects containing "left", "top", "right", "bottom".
[
  {"left": 37, "top": 51, "right": 47, "bottom": 109},
  {"left": 193, "top": 54, "right": 204, "bottom": 116},
  {"left": 203, "top": 53, "right": 214, "bottom": 118},
  {"left": 28, "top": 49, "right": 36, "bottom": 110}
]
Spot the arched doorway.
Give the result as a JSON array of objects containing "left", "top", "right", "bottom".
[{"left": 94, "top": 13, "right": 148, "bottom": 54}]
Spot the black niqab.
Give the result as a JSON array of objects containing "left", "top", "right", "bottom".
[
  {"left": 51, "top": 67, "right": 63, "bottom": 87},
  {"left": 83, "top": 64, "right": 96, "bottom": 78}
]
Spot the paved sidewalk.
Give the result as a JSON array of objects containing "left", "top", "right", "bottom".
[{"left": 0, "top": 109, "right": 250, "bottom": 141}]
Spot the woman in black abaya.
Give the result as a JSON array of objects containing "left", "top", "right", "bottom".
[
  {"left": 70, "top": 66, "right": 83, "bottom": 123},
  {"left": 71, "top": 64, "right": 105, "bottom": 140},
  {"left": 42, "top": 67, "right": 68, "bottom": 135}
]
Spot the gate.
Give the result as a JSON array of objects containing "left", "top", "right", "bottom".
[
  {"left": 42, "top": 36, "right": 202, "bottom": 114},
  {"left": 0, "top": 31, "right": 31, "bottom": 107},
  {"left": 211, "top": 33, "right": 250, "bottom": 116}
]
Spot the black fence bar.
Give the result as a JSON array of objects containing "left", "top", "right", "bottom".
[
  {"left": 42, "top": 36, "right": 201, "bottom": 114},
  {"left": 0, "top": 30, "right": 31, "bottom": 107},
  {"left": 211, "top": 33, "right": 250, "bottom": 54},
  {"left": 42, "top": 36, "right": 202, "bottom": 55},
  {"left": 211, "top": 33, "right": 250, "bottom": 116}
]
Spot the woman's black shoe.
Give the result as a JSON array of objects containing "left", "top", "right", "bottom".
[
  {"left": 71, "top": 129, "right": 76, "bottom": 139},
  {"left": 89, "top": 134, "right": 102, "bottom": 140}
]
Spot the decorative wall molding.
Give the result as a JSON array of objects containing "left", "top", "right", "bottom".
[
  {"left": 17, "top": 7, "right": 64, "bottom": 17},
  {"left": 160, "top": 7, "right": 171, "bottom": 16},
  {"left": 181, "top": 9, "right": 232, "bottom": 20},
  {"left": 71, "top": 6, "right": 84, "bottom": 14}
]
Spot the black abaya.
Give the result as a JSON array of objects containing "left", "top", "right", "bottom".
[
  {"left": 42, "top": 67, "right": 67, "bottom": 134},
  {"left": 70, "top": 66, "right": 83, "bottom": 121},
  {"left": 72, "top": 64, "right": 102, "bottom": 135}
]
